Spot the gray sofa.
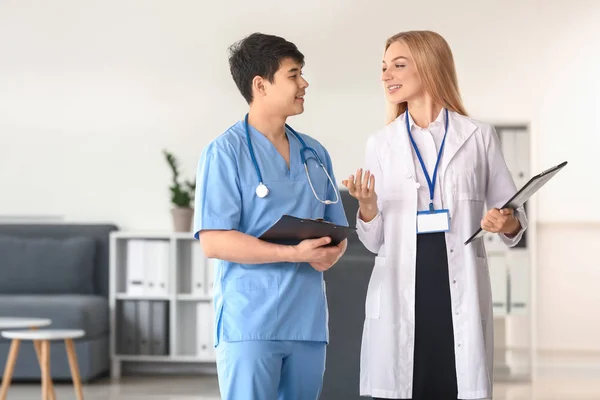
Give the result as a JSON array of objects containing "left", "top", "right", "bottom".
[
  {"left": 321, "top": 190, "right": 376, "bottom": 400},
  {"left": 0, "top": 223, "right": 118, "bottom": 382}
]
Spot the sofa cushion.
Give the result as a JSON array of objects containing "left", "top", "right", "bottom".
[
  {"left": 0, "top": 236, "right": 96, "bottom": 295},
  {"left": 0, "top": 295, "right": 109, "bottom": 338}
]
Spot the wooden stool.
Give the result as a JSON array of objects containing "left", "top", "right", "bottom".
[{"left": 0, "top": 329, "right": 85, "bottom": 400}]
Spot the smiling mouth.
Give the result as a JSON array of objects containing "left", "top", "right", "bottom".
[{"left": 388, "top": 84, "right": 402, "bottom": 92}]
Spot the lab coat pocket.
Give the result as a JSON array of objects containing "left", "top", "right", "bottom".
[
  {"left": 365, "top": 256, "right": 386, "bottom": 319},
  {"left": 228, "top": 276, "right": 279, "bottom": 337},
  {"left": 455, "top": 170, "right": 485, "bottom": 201}
]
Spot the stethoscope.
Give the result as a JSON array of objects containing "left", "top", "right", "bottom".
[{"left": 244, "top": 114, "right": 340, "bottom": 205}]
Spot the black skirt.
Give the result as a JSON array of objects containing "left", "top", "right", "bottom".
[{"left": 374, "top": 232, "right": 459, "bottom": 400}]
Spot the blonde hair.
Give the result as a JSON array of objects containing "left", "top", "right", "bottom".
[{"left": 384, "top": 30, "right": 467, "bottom": 124}]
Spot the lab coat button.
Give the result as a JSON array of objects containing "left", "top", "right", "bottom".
[
  {"left": 452, "top": 279, "right": 457, "bottom": 284},
  {"left": 415, "top": 182, "right": 421, "bottom": 189}
]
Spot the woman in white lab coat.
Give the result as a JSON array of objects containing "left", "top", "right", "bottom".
[{"left": 342, "top": 30, "right": 528, "bottom": 400}]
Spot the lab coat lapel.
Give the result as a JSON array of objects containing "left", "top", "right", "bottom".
[
  {"left": 385, "top": 117, "right": 417, "bottom": 179},
  {"left": 440, "top": 112, "right": 478, "bottom": 176}
]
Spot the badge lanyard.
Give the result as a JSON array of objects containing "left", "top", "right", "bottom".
[
  {"left": 405, "top": 108, "right": 449, "bottom": 213},
  {"left": 406, "top": 108, "right": 451, "bottom": 234}
]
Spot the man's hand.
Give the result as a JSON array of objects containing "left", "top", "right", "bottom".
[
  {"left": 481, "top": 208, "right": 521, "bottom": 237},
  {"left": 309, "top": 239, "right": 347, "bottom": 272},
  {"left": 289, "top": 237, "right": 347, "bottom": 272}
]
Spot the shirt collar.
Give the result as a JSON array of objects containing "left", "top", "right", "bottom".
[{"left": 407, "top": 107, "right": 446, "bottom": 131}]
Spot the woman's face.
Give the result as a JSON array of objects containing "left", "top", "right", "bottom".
[{"left": 381, "top": 40, "right": 423, "bottom": 104}]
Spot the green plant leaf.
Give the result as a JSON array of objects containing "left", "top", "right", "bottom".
[{"left": 164, "top": 149, "right": 195, "bottom": 208}]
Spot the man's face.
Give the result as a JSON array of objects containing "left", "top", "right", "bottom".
[{"left": 262, "top": 58, "right": 309, "bottom": 117}]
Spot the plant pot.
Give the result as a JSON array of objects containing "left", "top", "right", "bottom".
[{"left": 171, "top": 207, "right": 194, "bottom": 232}]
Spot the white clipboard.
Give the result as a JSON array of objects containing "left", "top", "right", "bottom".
[{"left": 464, "top": 161, "right": 568, "bottom": 245}]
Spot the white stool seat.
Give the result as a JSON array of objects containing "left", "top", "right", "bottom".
[
  {"left": 1, "top": 329, "right": 85, "bottom": 341},
  {"left": 0, "top": 318, "right": 51, "bottom": 329}
]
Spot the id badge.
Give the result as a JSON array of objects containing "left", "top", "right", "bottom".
[{"left": 417, "top": 209, "right": 450, "bottom": 234}]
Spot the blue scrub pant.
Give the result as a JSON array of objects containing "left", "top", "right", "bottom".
[{"left": 215, "top": 340, "right": 326, "bottom": 400}]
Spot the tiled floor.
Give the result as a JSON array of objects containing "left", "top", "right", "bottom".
[{"left": 3, "top": 375, "right": 600, "bottom": 399}]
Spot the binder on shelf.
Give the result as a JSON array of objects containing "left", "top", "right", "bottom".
[
  {"left": 137, "top": 300, "right": 152, "bottom": 355},
  {"left": 126, "top": 240, "right": 146, "bottom": 295},
  {"left": 177, "top": 303, "right": 197, "bottom": 356},
  {"left": 145, "top": 244, "right": 157, "bottom": 295},
  {"left": 196, "top": 302, "right": 214, "bottom": 360},
  {"left": 147, "top": 241, "right": 170, "bottom": 296},
  {"left": 150, "top": 301, "right": 169, "bottom": 356},
  {"left": 206, "top": 258, "right": 214, "bottom": 297},
  {"left": 191, "top": 244, "right": 206, "bottom": 296},
  {"left": 120, "top": 300, "right": 139, "bottom": 355}
]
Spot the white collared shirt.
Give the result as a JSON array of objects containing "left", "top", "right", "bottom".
[{"left": 406, "top": 108, "right": 447, "bottom": 212}]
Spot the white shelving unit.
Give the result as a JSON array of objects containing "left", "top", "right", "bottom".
[{"left": 109, "top": 231, "right": 216, "bottom": 379}]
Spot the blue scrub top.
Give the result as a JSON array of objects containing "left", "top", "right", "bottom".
[{"left": 193, "top": 119, "right": 348, "bottom": 346}]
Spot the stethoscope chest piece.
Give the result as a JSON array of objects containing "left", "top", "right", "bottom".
[{"left": 256, "top": 183, "right": 269, "bottom": 198}]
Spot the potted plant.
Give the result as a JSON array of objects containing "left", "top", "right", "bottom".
[{"left": 164, "top": 150, "right": 196, "bottom": 232}]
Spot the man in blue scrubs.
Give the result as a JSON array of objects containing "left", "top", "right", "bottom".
[{"left": 193, "top": 33, "right": 348, "bottom": 400}]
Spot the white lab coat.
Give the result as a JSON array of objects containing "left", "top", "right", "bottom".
[{"left": 357, "top": 111, "right": 527, "bottom": 399}]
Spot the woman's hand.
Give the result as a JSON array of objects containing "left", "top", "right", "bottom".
[
  {"left": 481, "top": 208, "right": 521, "bottom": 237},
  {"left": 342, "top": 168, "right": 379, "bottom": 222}
]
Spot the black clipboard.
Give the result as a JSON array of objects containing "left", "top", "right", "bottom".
[
  {"left": 464, "top": 161, "right": 568, "bottom": 245},
  {"left": 259, "top": 215, "right": 356, "bottom": 246}
]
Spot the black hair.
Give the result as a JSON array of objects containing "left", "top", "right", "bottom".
[{"left": 228, "top": 33, "right": 305, "bottom": 104}]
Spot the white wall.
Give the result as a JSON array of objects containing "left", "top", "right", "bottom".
[
  {"left": 1, "top": 0, "right": 598, "bottom": 374},
  {"left": 2, "top": 0, "right": 596, "bottom": 228},
  {"left": 535, "top": 223, "right": 600, "bottom": 376}
]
